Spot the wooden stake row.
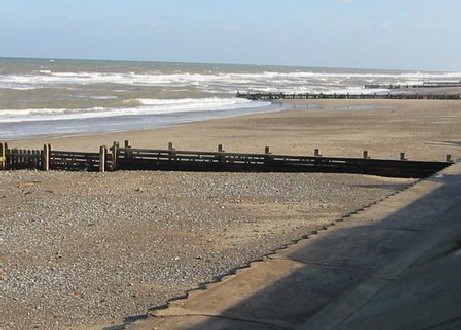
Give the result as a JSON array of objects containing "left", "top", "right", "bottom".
[{"left": 1, "top": 141, "right": 454, "bottom": 174}]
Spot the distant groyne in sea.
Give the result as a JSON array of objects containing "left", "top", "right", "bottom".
[
  {"left": 364, "top": 81, "right": 461, "bottom": 89},
  {"left": 236, "top": 91, "right": 461, "bottom": 101}
]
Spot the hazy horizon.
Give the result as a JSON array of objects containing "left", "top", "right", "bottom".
[
  {"left": 1, "top": 56, "right": 459, "bottom": 73},
  {"left": 1, "top": 1, "right": 460, "bottom": 72}
]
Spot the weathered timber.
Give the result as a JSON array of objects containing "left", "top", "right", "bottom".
[
  {"left": 0, "top": 142, "right": 6, "bottom": 170},
  {"left": 114, "top": 146, "right": 452, "bottom": 178},
  {"left": 0, "top": 143, "right": 110, "bottom": 172},
  {"left": 99, "top": 145, "right": 106, "bottom": 173},
  {"left": 111, "top": 141, "right": 119, "bottom": 171},
  {"left": 1, "top": 142, "right": 454, "bottom": 178},
  {"left": 49, "top": 150, "right": 112, "bottom": 171},
  {"left": 43, "top": 144, "right": 50, "bottom": 171},
  {"left": 236, "top": 91, "right": 461, "bottom": 100},
  {"left": 5, "top": 148, "right": 43, "bottom": 170}
]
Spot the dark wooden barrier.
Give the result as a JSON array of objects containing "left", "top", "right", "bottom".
[
  {"left": 50, "top": 146, "right": 112, "bottom": 172},
  {"left": 2, "top": 147, "right": 43, "bottom": 170},
  {"left": 0, "top": 143, "right": 110, "bottom": 172},
  {"left": 1, "top": 141, "right": 454, "bottom": 178},
  {"left": 51, "top": 150, "right": 103, "bottom": 171},
  {"left": 113, "top": 141, "right": 453, "bottom": 178}
]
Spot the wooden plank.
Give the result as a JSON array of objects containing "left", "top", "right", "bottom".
[
  {"left": 50, "top": 158, "right": 100, "bottom": 171},
  {"left": 51, "top": 151, "right": 101, "bottom": 158},
  {"left": 7, "top": 152, "right": 42, "bottom": 159},
  {"left": 0, "top": 142, "right": 6, "bottom": 170},
  {"left": 43, "top": 144, "right": 50, "bottom": 171},
  {"left": 118, "top": 147, "right": 278, "bottom": 159},
  {"left": 99, "top": 145, "right": 106, "bottom": 173},
  {"left": 49, "top": 148, "right": 102, "bottom": 171},
  {"left": 111, "top": 141, "right": 119, "bottom": 171}
]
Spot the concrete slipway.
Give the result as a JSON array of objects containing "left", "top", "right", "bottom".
[{"left": 123, "top": 162, "right": 461, "bottom": 330}]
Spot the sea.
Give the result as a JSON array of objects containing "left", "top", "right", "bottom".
[{"left": 1, "top": 57, "right": 460, "bottom": 140}]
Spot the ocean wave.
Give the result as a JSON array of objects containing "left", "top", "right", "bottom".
[
  {"left": 2, "top": 69, "right": 460, "bottom": 92},
  {"left": 0, "top": 97, "right": 270, "bottom": 123}
]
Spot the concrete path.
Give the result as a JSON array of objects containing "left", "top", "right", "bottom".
[{"left": 125, "top": 162, "right": 461, "bottom": 330}]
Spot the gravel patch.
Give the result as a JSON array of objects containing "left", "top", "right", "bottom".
[{"left": 1, "top": 170, "right": 415, "bottom": 329}]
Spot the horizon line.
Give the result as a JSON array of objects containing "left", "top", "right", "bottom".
[{"left": 0, "top": 55, "right": 455, "bottom": 73}]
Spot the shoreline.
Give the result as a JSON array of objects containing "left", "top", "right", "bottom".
[{"left": 0, "top": 100, "right": 280, "bottom": 141}]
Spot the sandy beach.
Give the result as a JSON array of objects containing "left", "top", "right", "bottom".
[
  {"left": 2, "top": 98, "right": 461, "bottom": 329},
  {"left": 9, "top": 98, "right": 461, "bottom": 161}
]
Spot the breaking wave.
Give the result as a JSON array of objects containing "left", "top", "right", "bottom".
[{"left": 0, "top": 97, "right": 270, "bottom": 123}]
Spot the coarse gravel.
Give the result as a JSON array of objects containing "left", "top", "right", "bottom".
[{"left": 1, "top": 170, "right": 415, "bottom": 329}]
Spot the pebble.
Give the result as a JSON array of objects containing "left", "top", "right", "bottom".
[{"left": 1, "top": 170, "right": 414, "bottom": 329}]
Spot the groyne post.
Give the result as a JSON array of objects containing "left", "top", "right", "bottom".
[
  {"left": 42, "top": 144, "right": 51, "bottom": 171},
  {"left": 314, "top": 149, "right": 322, "bottom": 157},
  {"left": 99, "top": 145, "right": 106, "bottom": 173},
  {"left": 264, "top": 145, "right": 273, "bottom": 165},
  {"left": 5, "top": 143, "right": 9, "bottom": 169},
  {"left": 217, "top": 144, "right": 225, "bottom": 163},
  {"left": 400, "top": 152, "right": 407, "bottom": 161},
  {"left": 124, "top": 140, "right": 132, "bottom": 161},
  {"left": 111, "top": 141, "right": 119, "bottom": 171},
  {"left": 446, "top": 155, "right": 452, "bottom": 162},
  {"left": 363, "top": 150, "right": 370, "bottom": 159},
  {"left": 0, "top": 142, "right": 6, "bottom": 170},
  {"left": 168, "top": 142, "right": 175, "bottom": 161}
]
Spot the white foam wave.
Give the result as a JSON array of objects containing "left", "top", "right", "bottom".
[
  {"left": 0, "top": 97, "right": 269, "bottom": 123},
  {"left": 2, "top": 69, "right": 460, "bottom": 92}
]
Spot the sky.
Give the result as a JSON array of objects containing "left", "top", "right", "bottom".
[{"left": 1, "top": 0, "right": 460, "bottom": 71}]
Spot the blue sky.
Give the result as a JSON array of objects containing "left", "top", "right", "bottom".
[{"left": 1, "top": 0, "right": 460, "bottom": 71}]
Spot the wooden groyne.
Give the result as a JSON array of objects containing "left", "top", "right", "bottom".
[
  {"left": 0, "top": 142, "right": 112, "bottom": 172},
  {"left": 1, "top": 141, "right": 454, "bottom": 178},
  {"left": 236, "top": 91, "right": 461, "bottom": 100},
  {"left": 365, "top": 81, "right": 461, "bottom": 89}
]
